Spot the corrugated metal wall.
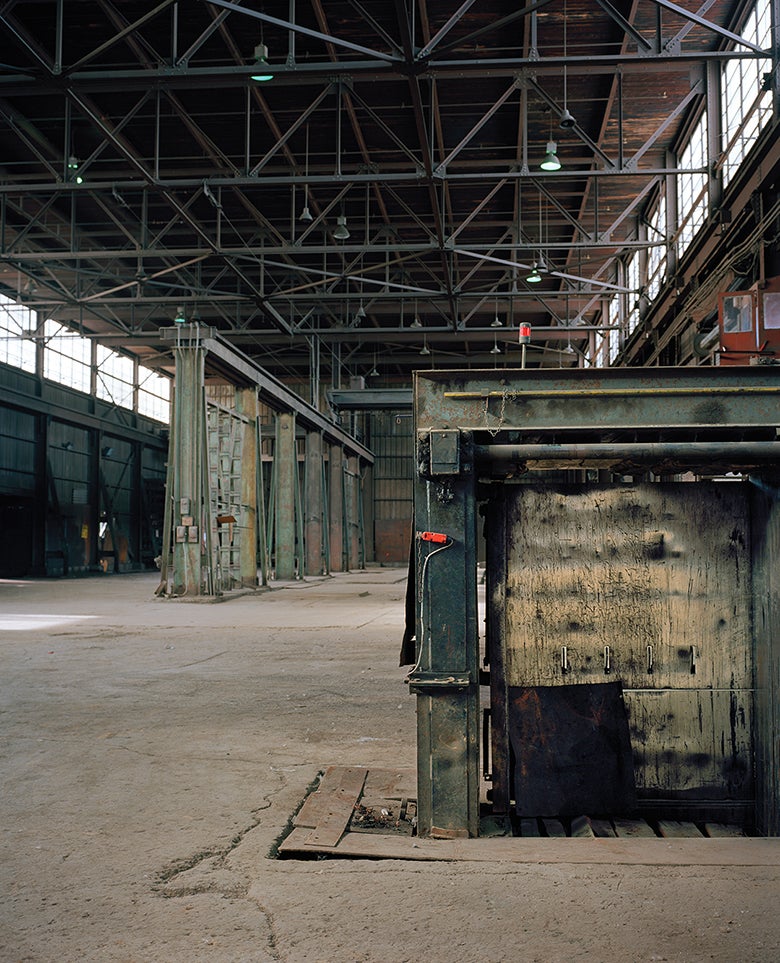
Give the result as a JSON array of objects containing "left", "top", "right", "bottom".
[
  {"left": 369, "top": 411, "right": 413, "bottom": 564},
  {"left": 0, "top": 366, "right": 168, "bottom": 577}
]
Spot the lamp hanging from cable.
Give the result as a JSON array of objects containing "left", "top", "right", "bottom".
[
  {"left": 419, "top": 335, "right": 430, "bottom": 355},
  {"left": 526, "top": 262, "right": 542, "bottom": 283},
  {"left": 251, "top": 42, "right": 274, "bottom": 82},
  {"left": 334, "top": 212, "right": 350, "bottom": 240},
  {"left": 299, "top": 125, "right": 313, "bottom": 221},
  {"left": 490, "top": 334, "right": 502, "bottom": 354},
  {"left": 491, "top": 295, "right": 503, "bottom": 326},
  {"left": 540, "top": 140, "right": 561, "bottom": 171},
  {"left": 559, "top": 0, "right": 576, "bottom": 129}
]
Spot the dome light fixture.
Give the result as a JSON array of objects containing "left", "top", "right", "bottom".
[
  {"left": 251, "top": 42, "right": 274, "bottom": 82},
  {"left": 540, "top": 140, "right": 561, "bottom": 171}
]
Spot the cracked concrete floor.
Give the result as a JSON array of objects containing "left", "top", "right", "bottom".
[{"left": 2, "top": 569, "right": 780, "bottom": 963}]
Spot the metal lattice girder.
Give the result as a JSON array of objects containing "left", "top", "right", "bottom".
[{"left": 0, "top": 0, "right": 774, "bottom": 381}]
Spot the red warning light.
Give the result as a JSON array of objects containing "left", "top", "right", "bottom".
[
  {"left": 518, "top": 323, "right": 531, "bottom": 345},
  {"left": 418, "top": 531, "right": 448, "bottom": 544}
]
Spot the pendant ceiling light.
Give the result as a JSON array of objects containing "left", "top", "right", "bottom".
[
  {"left": 251, "top": 42, "right": 274, "bottom": 82},
  {"left": 299, "top": 125, "right": 313, "bottom": 221},
  {"left": 540, "top": 140, "right": 561, "bottom": 171}
]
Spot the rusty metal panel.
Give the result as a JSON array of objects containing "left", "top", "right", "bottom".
[
  {"left": 508, "top": 681, "right": 636, "bottom": 818},
  {"left": 374, "top": 518, "right": 411, "bottom": 564},
  {"left": 500, "top": 481, "right": 753, "bottom": 804}
]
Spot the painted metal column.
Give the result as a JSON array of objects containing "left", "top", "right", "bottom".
[
  {"left": 345, "top": 454, "right": 361, "bottom": 570},
  {"left": 304, "top": 430, "right": 324, "bottom": 576},
  {"left": 236, "top": 388, "right": 258, "bottom": 587},
  {"left": 274, "top": 411, "right": 296, "bottom": 580},
  {"left": 171, "top": 330, "right": 206, "bottom": 596},
  {"left": 328, "top": 443, "right": 344, "bottom": 571},
  {"left": 408, "top": 428, "right": 480, "bottom": 838}
]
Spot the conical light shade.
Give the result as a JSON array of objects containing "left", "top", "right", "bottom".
[
  {"left": 540, "top": 140, "right": 561, "bottom": 171},
  {"left": 526, "top": 264, "right": 542, "bottom": 283},
  {"left": 299, "top": 204, "right": 313, "bottom": 222},
  {"left": 251, "top": 43, "right": 273, "bottom": 82},
  {"left": 334, "top": 214, "right": 350, "bottom": 240},
  {"left": 559, "top": 108, "right": 576, "bottom": 129}
]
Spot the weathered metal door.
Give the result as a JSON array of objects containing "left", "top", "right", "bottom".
[{"left": 490, "top": 481, "right": 753, "bottom": 817}]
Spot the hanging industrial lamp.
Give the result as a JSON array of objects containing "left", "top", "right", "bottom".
[
  {"left": 300, "top": 125, "right": 313, "bottom": 221},
  {"left": 540, "top": 140, "right": 561, "bottom": 171},
  {"left": 526, "top": 263, "right": 542, "bottom": 283},
  {"left": 333, "top": 214, "right": 350, "bottom": 240},
  {"left": 251, "top": 42, "right": 274, "bottom": 82},
  {"left": 174, "top": 306, "right": 187, "bottom": 324}
]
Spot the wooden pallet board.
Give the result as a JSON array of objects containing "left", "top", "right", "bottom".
[
  {"left": 278, "top": 766, "right": 763, "bottom": 861},
  {"left": 292, "top": 766, "right": 368, "bottom": 848},
  {"left": 542, "top": 818, "right": 567, "bottom": 838},
  {"left": 705, "top": 822, "right": 746, "bottom": 838},
  {"left": 278, "top": 825, "right": 780, "bottom": 865},
  {"left": 613, "top": 818, "right": 658, "bottom": 838},
  {"left": 658, "top": 819, "right": 704, "bottom": 838}
]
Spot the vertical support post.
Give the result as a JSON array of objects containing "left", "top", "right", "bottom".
[
  {"left": 409, "top": 428, "right": 480, "bottom": 838},
  {"left": 328, "top": 443, "right": 344, "bottom": 571},
  {"left": 304, "top": 430, "right": 324, "bottom": 576},
  {"left": 171, "top": 331, "right": 206, "bottom": 595},
  {"left": 255, "top": 416, "right": 270, "bottom": 586},
  {"left": 236, "top": 388, "right": 258, "bottom": 588},
  {"left": 275, "top": 411, "right": 296, "bottom": 580},
  {"left": 345, "top": 454, "right": 360, "bottom": 570},
  {"left": 31, "top": 413, "right": 49, "bottom": 576}
]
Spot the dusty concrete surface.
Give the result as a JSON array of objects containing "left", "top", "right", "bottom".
[{"left": 1, "top": 568, "right": 779, "bottom": 963}]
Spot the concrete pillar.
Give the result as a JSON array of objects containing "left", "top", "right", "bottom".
[
  {"left": 171, "top": 335, "right": 206, "bottom": 595},
  {"left": 236, "top": 388, "right": 258, "bottom": 588},
  {"left": 304, "top": 430, "right": 324, "bottom": 576},
  {"left": 328, "top": 443, "right": 344, "bottom": 572},
  {"left": 275, "top": 412, "right": 296, "bottom": 580}
]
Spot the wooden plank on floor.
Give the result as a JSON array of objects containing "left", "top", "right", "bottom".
[
  {"left": 705, "top": 823, "right": 745, "bottom": 838},
  {"left": 589, "top": 818, "right": 617, "bottom": 838},
  {"left": 657, "top": 819, "right": 702, "bottom": 838},
  {"left": 361, "top": 767, "right": 416, "bottom": 799},
  {"left": 570, "top": 816, "right": 595, "bottom": 838},
  {"left": 520, "top": 818, "right": 542, "bottom": 837},
  {"left": 542, "top": 818, "right": 567, "bottom": 838},
  {"left": 277, "top": 827, "right": 780, "bottom": 865},
  {"left": 613, "top": 818, "right": 657, "bottom": 838},
  {"left": 293, "top": 766, "right": 368, "bottom": 847}
]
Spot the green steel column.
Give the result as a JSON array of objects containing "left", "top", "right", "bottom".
[
  {"left": 274, "top": 412, "right": 296, "bottom": 580},
  {"left": 236, "top": 389, "right": 258, "bottom": 588},
  {"left": 409, "top": 429, "right": 480, "bottom": 838},
  {"left": 171, "top": 333, "right": 206, "bottom": 596},
  {"left": 304, "top": 430, "right": 324, "bottom": 576},
  {"left": 328, "top": 444, "right": 344, "bottom": 572}
]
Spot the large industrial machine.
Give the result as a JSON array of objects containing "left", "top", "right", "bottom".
[{"left": 407, "top": 366, "right": 780, "bottom": 839}]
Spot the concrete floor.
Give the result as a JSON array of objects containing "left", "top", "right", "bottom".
[{"left": 2, "top": 568, "right": 779, "bottom": 963}]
